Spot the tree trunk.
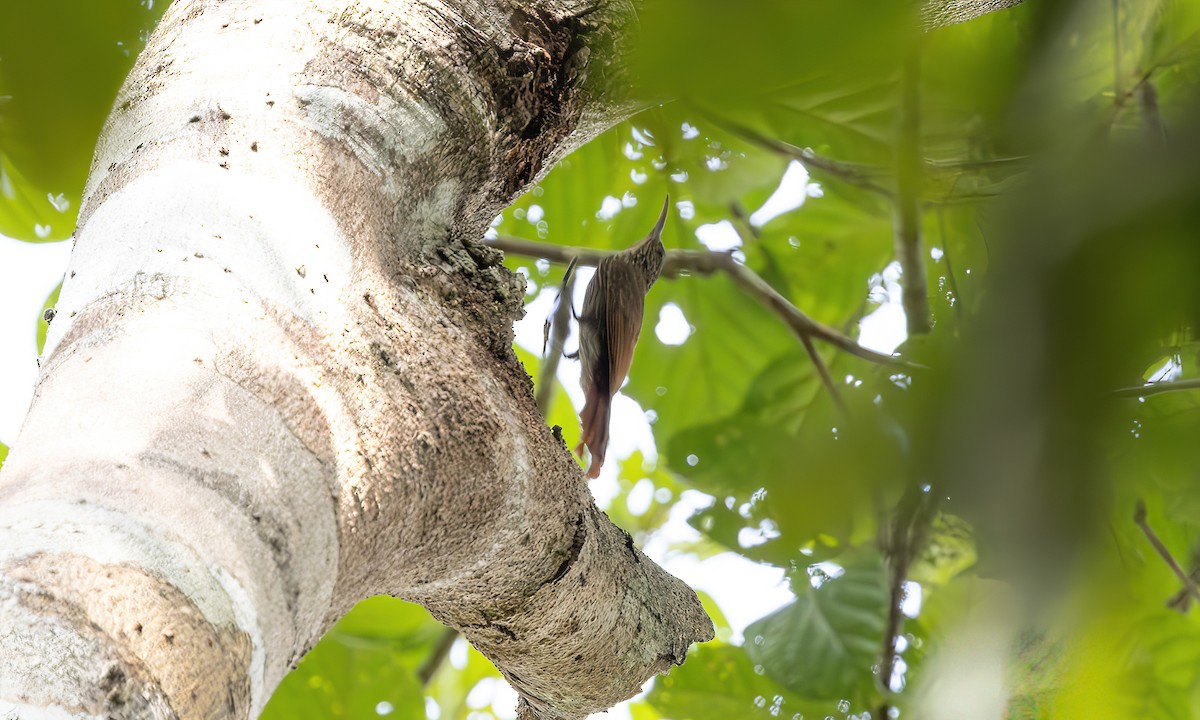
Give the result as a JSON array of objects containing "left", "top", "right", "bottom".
[{"left": 0, "top": 1, "right": 711, "bottom": 718}]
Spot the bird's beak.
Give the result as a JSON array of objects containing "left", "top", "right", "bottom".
[{"left": 650, "top": 194, "right": 670, "bottom": 241}]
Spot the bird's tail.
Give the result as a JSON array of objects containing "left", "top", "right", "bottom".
[{"left": 575, "top": 390, "right": 612, "bottom": 479}]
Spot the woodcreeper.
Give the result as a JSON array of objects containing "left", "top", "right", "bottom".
[{"left": 571, "top": 196, "right": 669, "bottom": 478}]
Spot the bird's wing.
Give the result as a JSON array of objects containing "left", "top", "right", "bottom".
[
  {"left": 576, "top": 262, "right": 609, "bottom": 397},
  {"left": 602, "top": 260, "right": 646, "bottom": 394}
]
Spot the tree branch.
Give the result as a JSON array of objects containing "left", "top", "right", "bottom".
[
  {"left": 1134, "top": 500, "right": 1200, "bottom": 606},
  {"left": 724, "top": 213, "right": 845, "bottom": 412},
  {"left": 1112, "top": 379, "right": 1200, "bottom": 398},
  {"left": 487, "top": 237, "right": 917, "bottom": 369},
  {"left": 877, "top": 485, "right": 936, "bottom": 716},
  {"left": 537, "top": 263, "right": 577, "bottom": 416},
  {"left": 699, "top": 114, "right": 893, "bottom": 197},
  {"left": 418, "top": 627, "right": 460, "bottom": 687},
  {"left": 894, "top": 44, "right": 932, "bottom": 336}
]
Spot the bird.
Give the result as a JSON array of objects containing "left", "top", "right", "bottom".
[{"left": 572, "top": 195, "right": 669, "bottom": 478}]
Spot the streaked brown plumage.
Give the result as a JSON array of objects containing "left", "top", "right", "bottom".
[{"left": 574, "top": 196, "right": 669, "bottom": 478}]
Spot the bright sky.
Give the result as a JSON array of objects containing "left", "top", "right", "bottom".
[{"left": 0, "top": 159, "right": 912, "bottom": 719}]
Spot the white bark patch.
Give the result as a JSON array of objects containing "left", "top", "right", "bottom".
[
  {"left": 294, "top": 84, "right": 445, "bottom": 192},
  {"left": 0, "top": 502, "right": 240, "bottom": 629},
  {"left": 212, "top": 566, "right": 266, "bottom": 715},
  {"left": 0, "top": 702, "right": 104, "bottom": 720},
  {"left": 46, "top": 162, "right": 352, "bottom": 360}
]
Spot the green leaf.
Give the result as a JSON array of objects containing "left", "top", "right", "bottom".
[
  {"left": 0, "top": 0, "right": 168, "bottom": 241},
  {"left": 604, "top": 450, "right": 685, "bottom": 538},
  {"left": 37, "top": 282, "right": 62, "bottom": 356},
  {"left": 743, "top": 555, "right": 888, "bottom": 700},
  {"left": 426, "top": 642, "right": 506, "bottom": 720},
  {"left": 666, "top": 352, "right": 819, "bottom": 500},
  {"left": 642, "top": 643, "right": 842, "bottom": 720},
  {"left": 625, "top": 273, "right": 797, "bottom": 458},
  {"left": 694, "top": 590, "right": 733, "bottom": 644},
  {"left": 629, "top": 1, "right": 916, "bottom": 113},
  {"left": 262, "top": 597, "right": 434, "bottom": 720},
  {"left": 750, "top": 187, "right": 894, "bottom": 327}
]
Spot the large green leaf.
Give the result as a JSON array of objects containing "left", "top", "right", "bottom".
[
  {"left": 624, "top": 273, "right": 797, "bottom": 453},
  {"left": 743, "top": 554, "right": 888, "bottom": 700},
  {"left": 749, "top": 184, "right": 894, "bottom": 327},
  {"left": 628, "top": 0, "right": 916, "bottom": 112},
  {"left": 0, "top": 0, "right": 168, "bottom": 241},
  {"left": 641, "top": 643, "right": 844, "bottom": 720},
  {"left": 261, "top": 596, "right": 437, "bottom": 720}
]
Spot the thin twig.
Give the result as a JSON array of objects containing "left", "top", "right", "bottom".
[
  {"left": 725, "top": 215, "right": 845, "bottom": 411},
  {"left": 800, "top": 324, "right": 846, "bottom": 413},
  {"left": 418, "top": 626, "right": 460, "bottom": 687},
  {"left": 702, "top": 108, "right": 1026, "bottom": 202},
  {"left": 1134, "top": 499, "right": 1200, "bottom": 606},
  {"left": 537, "top": 263, "right": 576, "bottom": 416},
  {"left": 894, "top": 44, "right": 932, "bottom": 336},
  {"left": 877, "top": 485, "right": 936, "bottom": 716},
  {"left": 701, "top": 113, "right": 893, "bottom": 197},
  {"left": 1112, "top": 379, "right": 1200, "bottom": 398},
  {"left": 1138, "top": 78, "right": 1167, "bottom": 147},
  {"left": 487, "top": 237, "right": 918, "bottom": 369},
  {"left": 1168, "top": 544, "right": 1200, "bottom": 611},
  {"left": 936, "top": 208, "right": 965, "bottom": 323}
]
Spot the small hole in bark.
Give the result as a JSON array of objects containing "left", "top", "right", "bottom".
[
  {"left": 189, "top": 115, "right": 201, "bottom": 123},
  {"left": 251, "top": 141, "right": 259, "bottom": 152}
]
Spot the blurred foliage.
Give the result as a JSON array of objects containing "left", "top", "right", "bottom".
[{"left": 10, "top": 0, "right": 1200, "bottom": 718}]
